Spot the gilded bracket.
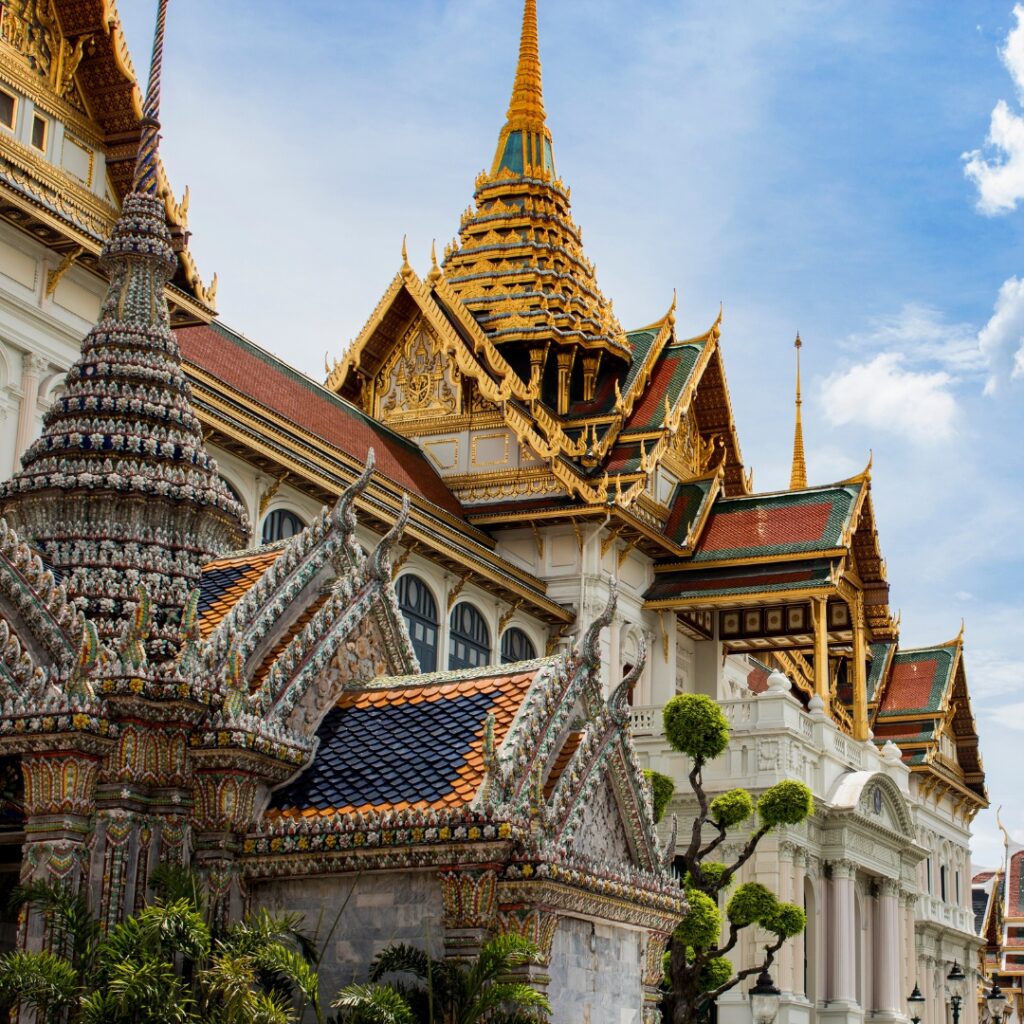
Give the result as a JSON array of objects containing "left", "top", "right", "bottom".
[
  {"left": 258, "top": 472, "right": 290, "bottom": 518},
  {"left": 600, "top": 525, "right": 622, "bottom": 559},
  {"left": 45, "top": 245, "right": 84, "bottom": 297},
  {"left": 498, "top": 599, "right": 523, "bottom": 635},
  {"left": 616, "top": 537, "right": 637, "bottom": 568},
  {"left": 447, "top": 574, "right": 468, "bottom": 612},
  {"left": 659, "top": 612, "right": 670, "bottom": 662},
  {"left": 529, "top": 521, "right": 544, "bottom": 561}
]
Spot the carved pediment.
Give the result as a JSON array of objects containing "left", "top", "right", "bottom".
[
  {"left": 1, "top": 1, "right": 90, "bottom": 111},
  {"left": 376, "top": 319, "right": 462, "bottom": 425}
]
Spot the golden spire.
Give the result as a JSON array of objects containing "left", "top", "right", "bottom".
[
  {"left": 507, "top": 0, "right": 546, "bottom": 132},
  {"left": 490, "top": 0, "right": 554, "bottom": 177},
  {"left": 789, "top": 333, "right": 808, "bottom": 490}
]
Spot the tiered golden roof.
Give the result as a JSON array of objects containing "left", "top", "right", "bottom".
[{"left": 442, "top": 0, "right": 629, "bottom": 405}]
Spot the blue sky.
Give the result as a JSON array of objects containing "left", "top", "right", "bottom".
[{"left": 119, "top": 0, "right": 1024, "bottom": 868}]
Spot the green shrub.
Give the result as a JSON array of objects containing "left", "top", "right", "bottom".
[
  {"left": 663, "top": 694, "right": 730, "bottom": 761},
  {"left": 695, "top": 861, "right": 730, "bottom": 888},
  {"left": 726, "top": 883, "right": 777, "bottom": 927},
  {"left": 643, "top": 769, "right": 675, "bottom": 823},
  {"left": 709, "top": 788, "right": 754, "bottom": 828},
  {"left": 675, "top": 889, "right": 721, "bottom": 949},
  {"left": 762, "top": 901, "right": 807, "bottom": 938},
  {"left": 698, "top": 956, "right": 733, "bottom": 993},
  {"left": 758, "top": 780, "right": 814, "bottom": 827}
]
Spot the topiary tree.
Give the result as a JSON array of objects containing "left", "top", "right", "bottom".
[{"left": 660, "top": 693, "right": 813, "bottom": 1024}]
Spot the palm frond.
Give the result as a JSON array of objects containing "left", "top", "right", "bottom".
[
  {"left": 148, "top": 863, "right": 206, "bottom": 915},
  {"left": 331, "top": 982, "right": 415, "bottom": 1023},
  {"left": 0, "top": 948, "right": 77, "bottom": 1015},
  {"left": 367, "top": 943, "right": 432, "bottom": 984}
]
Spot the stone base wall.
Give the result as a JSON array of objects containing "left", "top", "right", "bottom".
[
  {"left": 250, "top": 869, "right": 444, "bottom": 1001},
  {"left": 547, "top": 916, "right": 643, "bottom": 1024}
]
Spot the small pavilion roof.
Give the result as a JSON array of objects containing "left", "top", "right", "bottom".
[{"left": 269, "top": 659, "right": 549, "bottom": 816}]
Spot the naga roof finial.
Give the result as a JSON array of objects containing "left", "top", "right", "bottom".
[
  {"left": 132, "top": 0, "right": 169, "bottom": 196},
  {"left": 789, "top": 332, "right": 808, "bottom": 491}
]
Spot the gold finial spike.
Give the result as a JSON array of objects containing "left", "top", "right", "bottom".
[
  {"left": 789, "top": 332, "right": 808, "bottom": 490},
  {"left": 507, "top": 0, "right": 546, "bottom": 132},
  {"left": 401, "top": 235, "right": 409, "bottom": 266},
  {"left": 427, "top": 239, "right": 442, "bottom": 284}
]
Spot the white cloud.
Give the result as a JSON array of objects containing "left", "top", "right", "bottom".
[
  {"left": 977, "top": 275, "right": 1024, "bottom": 388},
  {"left": 845, "top": 303, "right": 983, "bottom": 374},
  {"left": 821, "top": 352, "right": 957, "bottom": 443},
  {"left": 963, "top": 5, "right": 1024, "bottom": 213}
]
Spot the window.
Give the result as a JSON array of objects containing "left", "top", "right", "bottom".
[
  {"left": 30, "top": 113, "right": 46, "bottom": 152},
  {"left": 955, "top": 870, "right": 960, "bottom": 906},
  {"left": 926, "top": 859, "right": 932, "bottom": 894},
  {"left": 449, "top": 603, "right": 490, "bottom": 669},
  {"left": 396, "top": 574, "right": 438, "bottom": 672},
  {"left": 940, "top": 864, "right": 947, "bottom": 902},
  {"left": 0, "top": 90, "right": 14, "bottom": 130},
  {"left": 261, "top": 509, "right": 305, "bottom": 544},
  {"left": 500, "top": 627, "right": 536, "bottom": 664}
]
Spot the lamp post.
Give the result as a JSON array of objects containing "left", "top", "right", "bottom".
[
  {"left": 947, "top": 961, "right": 967, "bottom": 1024},
  {"left": 750, "top": 967, "right": 782, "bottom": 1024},
  {"left": 986, "top": 982, "right": 1008, "bottom": 1024},
  {"left": 908, "top": 983, "right": 926, "bottom": 1024}
]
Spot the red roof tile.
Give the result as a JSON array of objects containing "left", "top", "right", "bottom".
[
  {"left": 883, "top": 658, "right": 940, "bottom": 712},
  {"left": 177, "top": 323, "right": 463, "bottom": 517},
  {"left": 697, "top": 501, "right": 834, "bottom": 554}
]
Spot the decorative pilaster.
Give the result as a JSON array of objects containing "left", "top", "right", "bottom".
[
  {"left": 777, "top": 841, "right": 796, "bottom": 993},
  {"left": 12, "top": 352, "right": 45, "bottom": 466},
  {"left": 793, "top": 847, "right": 808, "bottom": 997},
  {"left": 642, "top": 931, "right": 671, "bottom": 1024},
  {"left": 496, "top": 907, "right": 557, "bottom": 999},
  {"left": 440, "top": 869, "right": 498, "bottom": 960}
]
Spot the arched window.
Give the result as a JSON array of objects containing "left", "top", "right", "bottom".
[
  {"left": 449, "top": 603, "right": 490, "bottom": 670},
  {"left": 500, "top": 627, "right": 536, "bottom": 664},
  {"left": 396, "top": 574, "right": 439, "bottom": 672},
  {"left": 261, "top": 509, "right": 305, "bottom": 544},
  {"left": 940, "top": 864, "right": 948, "bottom": 902}
]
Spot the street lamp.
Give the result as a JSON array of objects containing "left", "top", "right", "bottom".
[
  {"left": 750, "top": 966, "right": 782, "bottom": 1024},
  {"left": 947, "top": 961, "right": 967, "bottom": 1024},
  {"left": 908, "top": 983, "right": 926, "bottom": 1024},
  {"left": 986, "top": 982, "right": 1008, "bottom": 1024}
]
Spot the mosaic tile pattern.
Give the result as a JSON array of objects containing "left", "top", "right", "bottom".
[
  {"left": 198, "top": 549, "right": 282, "bottom": 638},
  {"left": 271, "top": 667, "right": 537, "bottom": 815}
]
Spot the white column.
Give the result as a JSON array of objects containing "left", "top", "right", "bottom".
[
  {"left": 793, "top": 848, "right": 808, "bottom": 998},
  {"left": 829, "top": 859, "right": 858, "bottom": 1003},
  {"left": 778, "top": 841, "right": 796, "bottom": 993},
  {"left": 13, "top": 353, "right": 45, "bottom": 466},
  {"left": 875, "top": 879, "right": 902, "bottom": 1014},
  {"left": 902, "top": 889, "right": 918, "bottom": 1008}
]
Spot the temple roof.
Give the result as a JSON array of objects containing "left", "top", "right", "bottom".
[
  {"left": 690, "top": 483, "right": 861, "bottom": 564},
  {"left": 270, "top": 660, "right": 544, "bottom": 816},
  {"left": 645, "top": 558, "right": 836, "bottom": 606},
  {"left": 441, "top": 0, "right": 629, "bottom": 367},
  {"left": 178, "top": 322, "right": 464, "bottom": 517},
  {"left": 873, "top": 634, "right": 986, "bottom": 802}
]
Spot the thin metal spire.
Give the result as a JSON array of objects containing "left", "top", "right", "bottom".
[
  {"left": 789, "top": 333, "right": 808, "bottom": 490},
  {"left": 132, "top": 0, "right": 169, "bottom": 196}
]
